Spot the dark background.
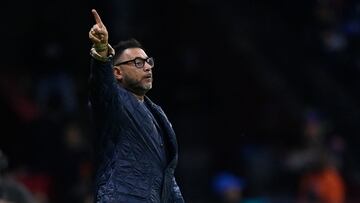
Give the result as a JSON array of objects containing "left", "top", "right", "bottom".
[{"left": 1, "top": 0, "right": 360, "bottom": 202}]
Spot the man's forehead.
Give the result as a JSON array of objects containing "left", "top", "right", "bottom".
[{"left": 121, "top": 48, "right": 147, "bottom": 58}]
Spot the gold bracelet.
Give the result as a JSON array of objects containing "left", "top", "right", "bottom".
[{"left": 94, "top": 43, "right": 108, "bottom": 52}]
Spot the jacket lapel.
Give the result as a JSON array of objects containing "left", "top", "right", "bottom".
[
  {"left": 144, "top": 97, "right": 178, "bottom": 160},
  {"left": 123, "top": 90, "right": 164, "bottom": 163}
]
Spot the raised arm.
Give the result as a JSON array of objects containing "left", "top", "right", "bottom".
[
  {"left": 88, "top": 9, "right": 119, "bottom": 119},
  {"left": 89, "top": 9, "right": 109, "bottom": 57}
]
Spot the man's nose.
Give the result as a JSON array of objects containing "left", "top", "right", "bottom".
[{"left": 143, "top": 62, "right": 152, "bottom": 71}]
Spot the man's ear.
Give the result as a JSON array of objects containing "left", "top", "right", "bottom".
[{"left": 114, "top": 67, "right": 123, "bottom": 80}]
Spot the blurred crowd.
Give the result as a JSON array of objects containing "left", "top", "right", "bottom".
[{"left": 1, "top": 0, "right": 360, "bottom": 202}]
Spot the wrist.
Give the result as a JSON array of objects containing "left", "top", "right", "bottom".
[
  {"left": 90, "top": 44, "right": 115, "bottom": 62},
  {"left": 94, "top": 43, "right": 108, "bottom": 52}
]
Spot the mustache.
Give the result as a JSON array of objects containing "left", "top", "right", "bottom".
[{"left": 144, "top": 73, "right": 152, "bottom": 79}]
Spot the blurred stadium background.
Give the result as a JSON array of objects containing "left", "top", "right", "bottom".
[{"left": 1, "top": 0, "right": 360, "bottom": 202}]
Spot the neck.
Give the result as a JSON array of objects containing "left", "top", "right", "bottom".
[
  {"left": 133, "top": 93, "right": 144, "bottom": 102},
  {"left": 120, "top": 84, "right": 146, "bottom": 102}
]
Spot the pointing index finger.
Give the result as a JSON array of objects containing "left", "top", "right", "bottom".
[{"left": 92, "top": 9, "right": 103, "bottom": 26}]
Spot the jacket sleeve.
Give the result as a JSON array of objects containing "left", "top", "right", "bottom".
[
  {"left": 172, "top": 177, "right": 185, "bottom": 203},
  {"left": 88, "top": 46, "right": 131, "bottom": 114},
  {"left": 88, "top": 46, "right": 117, "bottom": 112},
  {"left": 89, "top": 60, "right": 115, "bottom": 102},
  {"left": 88, "top": 47, "right": 133, "bottom": 149}
]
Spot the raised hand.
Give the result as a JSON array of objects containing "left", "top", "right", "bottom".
[{"left": 89, "top": 9, "right": 109, "bottom": 52}]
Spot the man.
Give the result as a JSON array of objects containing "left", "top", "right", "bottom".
[{"left": 88, "top": 9, "right": 185, "bottom": 203}]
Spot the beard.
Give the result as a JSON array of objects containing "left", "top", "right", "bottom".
[{"left": 122, "top": 75, "right": 152, "bottom": 96}]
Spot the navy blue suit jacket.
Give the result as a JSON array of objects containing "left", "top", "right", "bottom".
[{"left": 89, "top": 57, "right": 184, "bottom": 203}]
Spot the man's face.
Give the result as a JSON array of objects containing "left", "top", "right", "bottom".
[{"left": 114, "top": 48, "right": 153, "bottom": 95}]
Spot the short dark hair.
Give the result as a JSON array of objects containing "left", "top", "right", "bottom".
[{"left": 113, "top": 38, "right": 143, "bottom": 64}]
